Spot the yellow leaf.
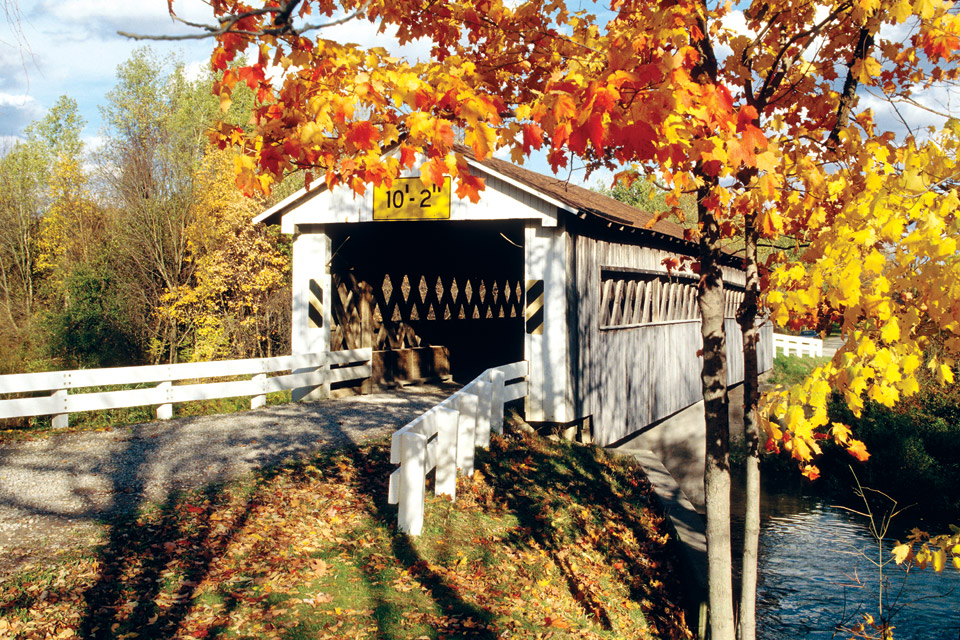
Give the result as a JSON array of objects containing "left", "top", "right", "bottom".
[
  {"left": 880, "top": 320, "right": 900, "bottom": 344},
  {"left": 864, "top": 250, "right": 885, "bottom": 275},
  {"left": 831, "top": 422, "right": 852, "bottom": 445},
  {"left": 858, "top": 57, "right": 882, "bottom": 83},
  {"left": 939, "top": 364, "right": 955, "bottom": 384},
  {"left": 893, "top": 543, "right": 912, "bottom": 564},
  {"left": 913, "top": 0, "right": 938, "bottom": 20},
  {"left": 933, "top": 547, "right": 946, "bottom": 572}
]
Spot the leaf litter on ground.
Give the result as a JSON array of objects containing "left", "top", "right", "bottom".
[{"left": 0, "top": 429, "right": 693, "bottom": 639}]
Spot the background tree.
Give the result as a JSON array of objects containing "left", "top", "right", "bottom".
[
  {"left": 157, "top": 149, "right": 291, "bottom": 361},
  {"left": 0, "top": 141, "right": 44, "bottom": 371}
]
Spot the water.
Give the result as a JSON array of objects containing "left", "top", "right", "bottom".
[{"left": 746, "top": 491, "right": 960, "bottom": 639}]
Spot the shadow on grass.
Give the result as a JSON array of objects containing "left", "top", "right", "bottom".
[{"left": 474, "top": 432, "right": 694, "bottom": 640}]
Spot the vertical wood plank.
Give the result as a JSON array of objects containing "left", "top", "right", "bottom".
[
  {"left": 435, "top": 407, "right": 460, "bottom": 500},
  {"left": 399, "top": 431, "right": 427, "bottom": 535}
]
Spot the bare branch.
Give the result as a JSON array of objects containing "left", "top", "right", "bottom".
[{"left": 119, "top": 3, "right": 365, "bottom": 42}]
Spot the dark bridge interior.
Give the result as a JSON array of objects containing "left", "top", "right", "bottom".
[{"left": 327, "top": 221, "right": 525, "bottom": 383}]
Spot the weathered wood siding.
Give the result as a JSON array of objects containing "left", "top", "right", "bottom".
[{"left": 576, "top": 235, "right": 771, "bottom": 446}]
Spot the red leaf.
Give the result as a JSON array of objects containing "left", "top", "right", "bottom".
[
  {"left": 399, "top": 145, "right": 417, "bottom": 168},
  {"left": 521, "top": 123, "right": 543, "bottom": 154},
  {"left": 455, "top": 172, "right": 485, "bottom": 203},
  {"left": 239, "top": 65, "right": 266, "bottom": 89},
  {"left": 345, "top": 121, "right": 378, "bottom": 151},
  {"left": 740, "top": 124, "right": 768, "bottom": 151}
]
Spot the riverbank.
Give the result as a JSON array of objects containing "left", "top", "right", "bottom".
[{"left": 0, "top": 429, "right": 693, "bottom": 639}]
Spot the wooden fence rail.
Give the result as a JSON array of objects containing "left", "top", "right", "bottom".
[
  {"left": 772, "top": 333, "right": 823, "bottom": 358},
  {"left": 387, "top": 361, "right": 528, "bottom": 535},
  {"left": 0, "top": 349, "right": 373, "bottom": 428}
]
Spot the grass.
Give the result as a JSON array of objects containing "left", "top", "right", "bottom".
[
  {"left": 0, "top": 431, "right": 693, "bottom": 639},
  {"left": 767, "top": 353, "right": 832, "bottom": 387}
]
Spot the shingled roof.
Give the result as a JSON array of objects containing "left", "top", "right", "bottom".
[{"left": 458, "top": 146, "right": 690, "bottom": 242}]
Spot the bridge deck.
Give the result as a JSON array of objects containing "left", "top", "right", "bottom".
[{"left": 0, "top": 385, "right": 453, "bottom": 567}]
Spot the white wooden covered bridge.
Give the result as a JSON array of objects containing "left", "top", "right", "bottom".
[{"left": 255, "top": 147, "right": 773, "bottom": 446}]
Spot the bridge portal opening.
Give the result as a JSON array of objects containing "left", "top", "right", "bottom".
[{"left": 327, "top": 221, "right": 525, "bottom": 385}]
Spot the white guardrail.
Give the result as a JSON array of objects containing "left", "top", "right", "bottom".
[
  {"left": 0, "top": 349, "right": 373, "bottom": 428},
  {"left": 773, "top": 333, "right": 823, "bottom": 358},
  {"left": 387, "top": 361, "right": 528, "bottom": 536}
]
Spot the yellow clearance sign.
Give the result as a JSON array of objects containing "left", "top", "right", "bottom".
[{"left": 373, "top": 177, "right": 451, "bottom": 220}]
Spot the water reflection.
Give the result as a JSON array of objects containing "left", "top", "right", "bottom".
[{"left": 743, "top": 491, "right": 960, "bottom": 639}]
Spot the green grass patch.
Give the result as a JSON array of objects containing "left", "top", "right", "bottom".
[
  {"left": 0, "top": 433, "right": 692, "bottom": 639},
  {"left": 768, "top": 353, "right": 832, "bottom": 387}
]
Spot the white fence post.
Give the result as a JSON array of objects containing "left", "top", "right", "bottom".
[
  {"left": 156, "top": 381, "right": 173, "bottom": 420},
  {"left": 398, "top": 431, "right": 427, "bottom": 536},
  {"left": 251, "top": 373, "right": 267, "bottom": 409},
  {"left": 457, "top": 392, "right": 479, "bottom": 477},
  {"left": 51, "top": 389, "right": 68, "bottom": 429},
  {"left": 489, "top": 369, "right": 505, "bottom": 435},
  {"left": 434, "top": 407, "right": 460, "bottom": 500},
  {"left": 475, "top": 377, "right": 492, "bottom": 448}
]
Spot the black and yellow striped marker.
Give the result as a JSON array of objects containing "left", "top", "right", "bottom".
[
  {"left": 525, "top": 279, "right": 544, "bottom": 335},
  {"left": 308, "top": 279, "right": 324, "bottom": 329}
]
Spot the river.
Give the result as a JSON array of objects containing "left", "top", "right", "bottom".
[{"left": 742, "top": 489, "right": 960, "bottom": 639}]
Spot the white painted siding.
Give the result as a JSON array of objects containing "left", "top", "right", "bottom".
[
  {"left": 291, "top": 232, "right": 332, "bottom": 401},
  {"left": 524, "top": 223, "right": 573, "bottom": 422}
]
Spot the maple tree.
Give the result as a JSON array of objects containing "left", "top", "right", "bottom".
[{"left": 168, "top": 0, "right": 960, "bottom": 636}]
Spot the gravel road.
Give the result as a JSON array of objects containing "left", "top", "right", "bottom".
[{"left": 0, "top": 386, "right": 451, "bottom": 574}]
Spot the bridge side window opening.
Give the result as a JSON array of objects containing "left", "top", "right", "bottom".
[{"left": 599, "top": 267, "right": 745, "bottom": 329}]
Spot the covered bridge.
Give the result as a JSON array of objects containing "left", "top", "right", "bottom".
[{"left": 255, "top": 148, "right": 773, "bottom": 446}]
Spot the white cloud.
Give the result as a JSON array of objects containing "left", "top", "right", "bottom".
[
  {"left": 859, "top": 85, "right": 957, "bottom": 141},
  {"left": 0, "top": 93, "right": 42, "bottom": 136}
]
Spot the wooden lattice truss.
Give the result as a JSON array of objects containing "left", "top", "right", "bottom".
[
  {"left": 600, "top": 269, "right": 745, "bottom": 328},
  {"left": 331, "top": 270, "right": 525, "bottom": 351}
]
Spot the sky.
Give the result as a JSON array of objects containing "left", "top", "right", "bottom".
[{"left": 0, "top": 1, "right": 955, "bottom": 189}]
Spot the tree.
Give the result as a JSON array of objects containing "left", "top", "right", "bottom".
[
  {"left": 167, "top": 0, "right": 960, "bottom": 636},
  {"left": 31, "top": 97, "right": 104, "bottom": 293},
  {"left": 97, "top": 48, "right": 225, "bottom": 363},
  {"left": 156, "top": 150, "right": 291, "bottom": 361},
  {"left": 0, "top": 141, "right": 43, "bottom": 346}
]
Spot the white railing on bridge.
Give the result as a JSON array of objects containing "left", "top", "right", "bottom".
[
  {"left": 0, "top": 349, "right": 373, "bottom": 428},
  {"left": 773, "top": 333, "right": 823, "bottom": 358},
  {"left": 387, "top": 361, "right": 528, "bottom": 536}
]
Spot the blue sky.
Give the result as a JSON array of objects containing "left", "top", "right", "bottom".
[{"left": 0, "top": 1, "right": 212, "bottom": 142}]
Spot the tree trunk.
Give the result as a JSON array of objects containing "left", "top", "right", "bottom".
[
  {"left": 698, "top": 187, "right": 736, "bottom": 640},
  {"left": 737, "top": 214, "right": 761, "bottom": 640}
]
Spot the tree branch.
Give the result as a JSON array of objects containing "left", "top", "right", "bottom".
[{"left": 118, "top": 2, "right": 365, "bottom": 41}]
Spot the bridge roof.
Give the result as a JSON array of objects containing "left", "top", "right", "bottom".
[{"left": 457, "top": 147, "right": 689, "bottom": 242}]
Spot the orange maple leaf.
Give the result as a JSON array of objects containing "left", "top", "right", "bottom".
[
  {"left": 455, "top": 172, "right": 485, "bottom": 203},
  {"left": 801, "top": 465, "right": 821, "bottom": 481},
  {"left": 847, "top": 439, "right": 871, "bottom": 462}
]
